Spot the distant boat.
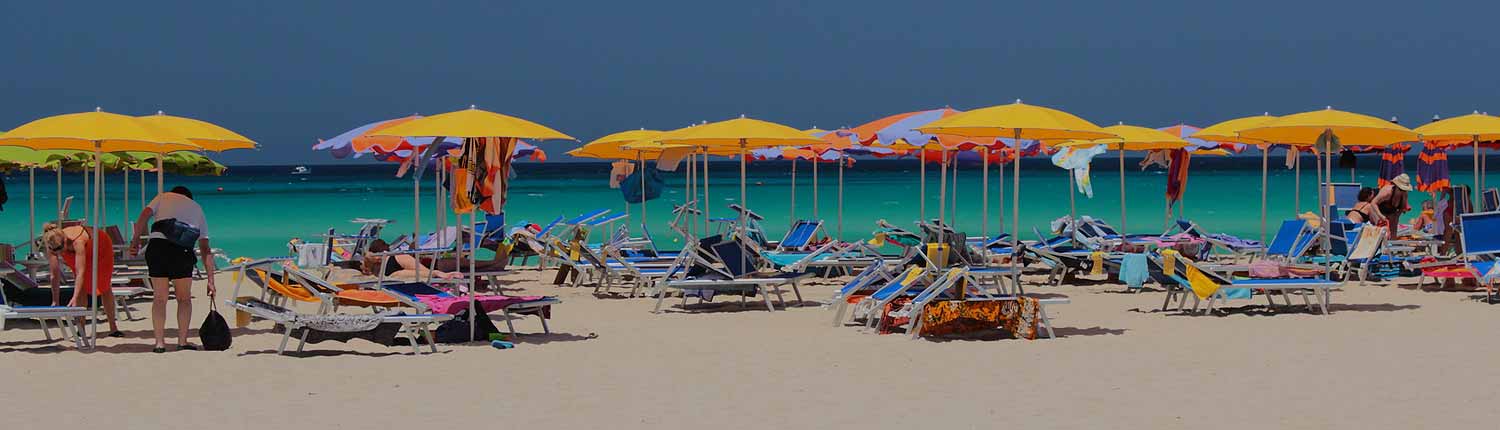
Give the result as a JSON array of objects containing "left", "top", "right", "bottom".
[{"left": 291, "top": 166, "right": 311, "bottom": 175}]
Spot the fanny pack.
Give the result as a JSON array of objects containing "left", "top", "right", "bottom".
[{"left": 152, "top": 218, "right": 202, "bottom": 249}]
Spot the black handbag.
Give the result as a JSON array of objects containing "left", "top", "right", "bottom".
[
  {"left": 434, "top": 308, "right": 499, "bottom": 343},
  {"left": 152, "top": 218, "right": 202, "bottom": 248},
  {"left": 199, "top": 298, "right": 232, "bottom": 351}
]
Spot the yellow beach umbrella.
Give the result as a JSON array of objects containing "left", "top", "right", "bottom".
[
  {"left": 1239, "top": 107, "right": 1416, "bottom": 146},
  {"left": 1192, "top": 114, "right": 1278, "bottom": 143},
  {"left": 369, "top": 105, "right": 573, "bottom": 342},
  {"left": 1058, "top": 124, "right": 1188, "bottom": 232},
  {"left": 1241, "top": 108, "right": 1417, "bottom": 264},
  {"left": 1415, "top": 112, "right": 1500, "bottom": 208},
  {"left": 914, "top": 100, "right": 1114, "bottom": 292},
  {"left": 1193, "top": 114, "right": 1280, "bottom": 245},
  {"left": 137, "top": 112, "right": 257, "bottom": 151},
  {"left": 657, "top": 116, "right": 822, "bottom": 227},
  {"left": 0, "top": 109, "right": 198, "bottom": 350},
  {"left": 373, "top": 105, "right": 574, "bottom": 140},
  {"left": 135, "top": 112, "right": 255, "bottom": 194}
]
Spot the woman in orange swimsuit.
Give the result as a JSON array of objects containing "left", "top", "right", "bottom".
[{"left": 44, "top": 222, "right": 122, "bottom": 337}]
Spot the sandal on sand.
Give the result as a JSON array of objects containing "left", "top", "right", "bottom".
[
  {"left": 177, "top": 344, "right": 200, "bottom": 351},
  {"left": 108, "top": 331, "right": 125, "bottom": 338},
  {"left": 152, "top": 347, "right": 166, "bottom": 354}
]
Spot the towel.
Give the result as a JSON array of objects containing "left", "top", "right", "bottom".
[
  {"left": 1120, "top": 253, "right": 1149, "bottom": 290},
  {"left": 1050, "top": 145, "right": 1107, "bottom": 197},
  {"left": 1160, "top": 249, "right": 1180, "bottom": 277},
  {"left": 1089, "top": 251, "right": 1105, "bottom": 275},
  {"left": 1184, "top": 264, "right": 1220, "bottom": 300}
]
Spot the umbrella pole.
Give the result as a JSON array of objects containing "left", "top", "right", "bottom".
[
  {"left": 469, "top": 210, "right": 477, "bottom": 342},
  {"left": 939, "top": 149, "right": 947, "bottom": 227},
  {"left": 56, "top": 168, "right": 62, "bottom": 222},
  {"left": 813, "top": 155, "right": 819, "bottom": 219},
  {"left": 739, "top": 139, "right": 748, "bottom": 231},
  {"left": 838, "top": 153, "right": 845, "bottom": 239},
  {"left": 156, "top": 157, "right": 164, "bottom": 195},
  {"left": 1261, "top": 146, "right": 1269, "bottom": 246},
  {"left": 122, "top": 170, "right": 128, "bottom": 229},
  {"left": 1475, "top": 137, "right": 1481, "bottom": 210},
  {"left": 703, "top": 149, "right": 710, "bottom": 234},
  {"left": 413, "top": 166, "right": 421, "bottom": 248},
  {"left": 90, "top": 146, "right": 102, "bottom": 349},
  {"left": 951, "top": 153, "right": 959, "bottom": 228},
  {"left": 1010, "top": 129, "right": 1022, "bottom": 295},
  {"left": 919, "top": 150, "right": 926, "bottom": 222},
  {"left": 139, "top": 169, "right": 145, "bottom": 209},
  {"left": 790, "top": 158, "right": 796, "bottom": 227},
  {"left": 639, "top": 153, "right": 647, "bottom": 234},
  {"left": 998, "top": 158, "right": 1005, "bottom": 235},
  {"left": 1294, "top": 152, "right": 1301, "bottom": 215},
  {"left": 982, "top": 148, "right": 990, "bottom": 237},
  {"left": 1069, "top": 164, "right": 1077, "bottom": 223},
  {"left": 28, "top": 168, "right": 35, "bottom": 260},
  {"left": 1119, "top": 146, "right": 1127, "bottom": 233}
]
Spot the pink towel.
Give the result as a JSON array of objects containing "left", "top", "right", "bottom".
[{"left": 417, "top": 294, "right": 551, "bottom": 315}]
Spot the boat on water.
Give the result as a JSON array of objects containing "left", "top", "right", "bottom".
[{"left": 291, "top": 166, "right": 311, "bottom": 175}]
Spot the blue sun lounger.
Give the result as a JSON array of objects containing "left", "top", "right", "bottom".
[
  {"left": 775, "top": 219, "right": 826, "bottom": 251},
  {"left": 1460, "top": 211, "right": 1500, "bottom": 303}
]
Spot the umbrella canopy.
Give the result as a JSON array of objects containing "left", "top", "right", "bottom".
[
  {"left": 137, "top": 112, "right": 256, "bottom": 152},
  {"left": 1414, "top": 112, "right": 1500, "bottom": 142},
  {"left": 1063, "top": 124, "right": 1190, "bottom": 150},
  {"left": 371, "top": 106, "right": 574, "bottom": 141},
  {"left": 313, "top": 117, "right": 388, "bottom": 159},
  {"left": 0, "top": 146, "right": 51, "bottom": 167},
  {"left": 850, "top": 108, "right": 965, "bottom": 147},
  {"left": 1239, "top": 108, "right": 1417, "bottom": 146},
  {"left": 915, "top": 101, "right": 1116, "bottom": 141},
  {"left": 1191, "top": 114, "right": 1279, "bottom": 143},
  {"left": 574, "top": 129, "right": 666, "bottom": 159},
  {"left": 0, "top": 110, "right": 198, "bottom": 152},
  {"left": 120, "top": 151, "right": 227, "bottom": 176},
  {"left": 656, "top": 116, "right": 822, "bottom": 149}
]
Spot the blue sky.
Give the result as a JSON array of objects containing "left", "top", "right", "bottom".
[{"left": 2, "top": 1, "right": 1497, "bottom": 164}]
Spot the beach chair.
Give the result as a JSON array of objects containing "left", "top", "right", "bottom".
[
  {"left": 889, "top": 268, "right": 1070, "bottom": 340},
  {"left": 847, "top": 267, "right": 930, "bottom": 328},
  {"left": 1264, "top": 219, "right": 1317, "bottom": 261},
  {"left": 1459, "top": 211, "right": 1500, "bottom": 303},
  {"left": 774, "top": 219, "right": 827, "bottom": 252},
  {"left": 1155, "top": 253, "right": 1339, "bottom": 315},
  {"left": 1, "top": 270, "right": 94, "bottom": 348},
  {"left": 653, "top": 237, "right": 811, "bottom": 313},
  {"left": 1484, "top": 188, "right": 1500, "bottom": 213},
  {"left": 1174, "top": 219, "right": 1265, "bottom": 261},
  {"left": 378, "top": 281, "right": 558, "bottom": 338},
  {"left": 222, "top": 258, "right": 452, "bottom": 355},
  {"left": 826, "top": 258, "right": 893, "bottom": 325}
]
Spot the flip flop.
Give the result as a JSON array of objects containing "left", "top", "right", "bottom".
[
  {"left": 152, "top": 347, "right": 166, "bottom": 354},
  {"left": 108, "top": 331, "right": 125, "bottom": 338},
  {"left": 490, "top": 340, "right": 514, "bottom": 349}
]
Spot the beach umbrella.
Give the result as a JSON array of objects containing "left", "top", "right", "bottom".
[
  {"left": 1414, "top": 113, "right": 1500, "bottom": 209},
  {"left": 371, "top": 105, "right": 573, "bottom": 342},
  {"left": 917, "top": 100, "right": 1115, "bottom": 293},
  {"left": 1194, "top": 114, "right": 1279, "bottom": 244},
  {"left": 579, "top": 130, "right": 666, "bottom": 230},
  {"left": 138, "top": 111, "right": 255, "bottom": 193},
  {"left": 1240, "top": 108, "right": 1417, "bottom": 274},
  {"left": 850, "top": 108, "right": 966, "bottom": 231},
  {"left": 1059, "top": 124, "right": 1189, "bottom": 234},
  {"left": 0, "top": 109, "right": 198, "bottom": 349},
  {"left": 657, "top": 116, "right": 822, "bottom": 231},
  {"left": 1240, "top": 108, "right": 1417, "bottom": 222}
]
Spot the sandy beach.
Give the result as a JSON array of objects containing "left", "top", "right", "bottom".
[{"left": 4, "top": 269, "right": 1498, "bottom": 430}]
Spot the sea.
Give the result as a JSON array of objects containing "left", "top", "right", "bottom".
[{"left": 2, "top": 155, "right": 1491, "bottom": 259}]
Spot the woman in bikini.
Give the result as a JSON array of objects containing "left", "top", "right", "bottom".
[
  {"left": 1346, "top": 187, "right": 1379, "bottom": 224},
  {"left": 361, "top": 239, "right": 462, "bottom": 280}
]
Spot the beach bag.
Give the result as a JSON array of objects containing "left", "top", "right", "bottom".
[
  {"left": 435, "top": 308, "right": 499, "bottom": 343},
  {"left": 199, "top": 299, "right": 232, "bottom": 351},
  {"left": 151, "top": 218, "right": 201, "bottom": 249}
]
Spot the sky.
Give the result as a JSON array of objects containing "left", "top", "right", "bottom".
[{"left": 2, "top": 0, "right": 1498, "bottom": 165}]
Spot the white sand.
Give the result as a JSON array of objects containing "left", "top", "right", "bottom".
[{"left": 4, "top": 269, "right": 1499, "bottom": 429}]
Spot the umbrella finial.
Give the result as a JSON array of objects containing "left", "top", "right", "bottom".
[
  {"left": 1263, "top": 112, "right": 1270, "bottom": 116},
  {"left": 156, "top": 110, "right": 165, "bottom": 115},
  {"left": 1433, "top": 114, "right": 1443, "bottom": 123},
  {"left": 1325, "top": 106, "right": 1333, "bottom": 110},
  {"left": 469, "top": 104, "right": 477, "bottom": 110},
  {"left": 740, "top": 114, "right": 746, "bottom": 118},
  {"left": 95, "top": 106, "right": 102, "bottom": 112},
  {"left": 1390, "top": 116, "right": 1399, "bottom": 123},
  {"left": 1015, "top": 99, "right": 1023, "bottom": 104}
]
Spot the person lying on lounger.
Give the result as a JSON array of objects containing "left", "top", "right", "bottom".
[{"left": 361, "top": 239, "right": 461, "bottom": 280}]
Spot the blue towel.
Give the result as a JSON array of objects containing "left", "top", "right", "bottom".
[{"left": 1120, "top": 253, "right": 1149, "bottom": 289}]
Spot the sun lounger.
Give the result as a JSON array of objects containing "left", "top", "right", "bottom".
[
  {"left": 377, "top": 281, "right": 557, "bottom": 338},
  {"left": 1153, "top": 253, "right": 1339, "bottom": 315},
  {"left": 1, "top": 271, "right": 94, "bottom": 348},
  {"left": 827, "top": 260, "right": 895, "bottom": 326},
  {"left": 1459, "top": 211, "right": 1500, "bottom": 303},
  {"left": 654, "top": 237, "right": 811, "bottom": 313},
  {"left": 888, "top": 267, "right": 1070, "bottom": 340},
  {"left": 774, "top": 219, "right": 827, "bottom": 252},
  {"left": 230, "top": 296, "right": 450, "bottom": 355},
  {"left": 847, "top": 267, "right": 929, "bottom": 328}
]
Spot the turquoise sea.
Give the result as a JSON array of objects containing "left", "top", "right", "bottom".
[{"left": 2, "top": 155, "right": 1492, "bottom": 259}]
